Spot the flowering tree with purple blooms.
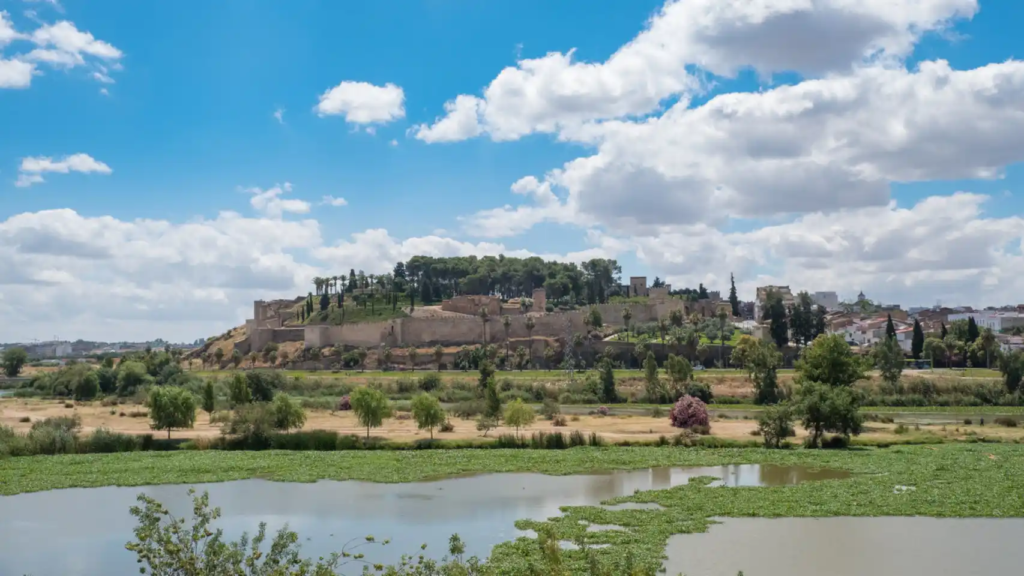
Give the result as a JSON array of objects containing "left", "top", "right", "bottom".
[{"left": 670, "top": 395, "right": 709, "bottom": 429}]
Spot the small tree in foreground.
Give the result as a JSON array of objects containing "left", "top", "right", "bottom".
[
  {"left": 2, "top": 347, "right": 28, "bottom": 377},
  {"left": 271, "top": 394, "right": 306, "bottom": 432},
  {"left": 201, "top": 381, "right": 216, "bottom": 416},
  {"left": 757, "top": 403, "right": 796, "bottom": 449},
  {"left": 797, "top": 381, "right": 862, "bottom": 448},
  {"left": 669, "top": 395, "right": 709, "bottom": 431},
  {"left": 411, "top": 393, "right": 446, "bottom": 439},
  {"left": 503, "top": 399, "right": 536, "bottom": 439},
  {"left": 873, "top": 335, "right": 904, "bottom": 392},
  {"left": 147, "top": 386, "right": 197, "bottom": 439},
  {"left": 350, "top": 386, "right": 392, "bottom": 439}
]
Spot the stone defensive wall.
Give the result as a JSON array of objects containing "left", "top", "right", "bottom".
[{"left": 241, "top": 297, "right": 726, "bottom": 352}]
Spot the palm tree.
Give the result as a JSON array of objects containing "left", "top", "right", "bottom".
[
  {"left": 369, "top": 274, "right": 376, "bottom": 315},
  {"left": 479, "top": 307, "right": 490, "bottom": 345},
  {"left": 502, "top": 315, "right": 512, "bottom": 368},
  {"left": 622, "top": 308, "right": 632, "bottom": 342},
  {"left": 980, "top": 328, "right": 997, "bottom": 369},
  {"left": 525, "top": 316, "right": 536, "bottom": 348},
  {"left": 433, "top": 345, "right": 444, "bottom": 372},
  {"left": 356, "top": 347, "right": 368, "bottom": 372},
  {"left": 717, "top": 309, "right": 729, "bottom": 368},
  {"left": 669, "top": 309, "right": 683, "bottom": 328}
]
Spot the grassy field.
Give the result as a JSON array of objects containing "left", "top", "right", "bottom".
[{"left": 2, "top": 444, "right": 1022, "bottom": 572}]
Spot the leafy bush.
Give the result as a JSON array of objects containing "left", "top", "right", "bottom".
[
  {"left": 439, "top": 420, "right": 455, "bottom": 433},
  {"left": 452, "top": 399, "right": 485, "bottom": 418},
  {"left": 596, "top": 406, "right": 610, "bottom": 416},
  {"left": 669, "top": 395, "right": 710, "bottom": 430},
  {"left": 18, "top": 416, "right": 30, "bottom": 423},
  {"left": 418, "top": 372, "right": 442, "bottom": 392},
  {"left": 893, "top": 424, "right": 909, "bottom": 435},
  {"left": 756, "top": 404, "right": 795, "bottom": 449},
  {"left": 551, "top": 415, "right": 567, "bottom": 427},
  {"left": 994, "top": 417, "right": 1018, "bottom": 428},
  {"left": 271, "top": 395, "right": 306, "bottom": 432},
  {"left": 649, "top": 406, "right": 665, "bottom": 418},
  {"left": 711, "top": 396, "right": 745, "bottom": 405},
  {"left": 27, "top": 415, "right": 81, "bottom": 455},
  {"left": 540, "top": 399, "right": 561, "bottom": 420},
  {"left": 557, "top": 392, "right": 600, "bottom": 405},
  {"left": 684, "top": 382, "right": 713, "bottom": 404},
  {"left": 269, "top": 430, "right": 339, "bottom": 451},
  {"left": 83, "top": 428, "right": 142, "bottom": 453}
]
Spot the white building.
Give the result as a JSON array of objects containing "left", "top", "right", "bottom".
[
  {"left": 54, "top": 342, "right": 73, "bottom": 357},
  {"left": 811, "top": 291, "right": 840, "bottom": 311},
  {"left": 947, "top": 312, "right": 1024, "bottom": 333}
]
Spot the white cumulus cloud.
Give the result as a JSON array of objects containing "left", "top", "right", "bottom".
[
  {"left": 16, "top": 153, "right": 112, "bottom": 187},
  {"left": 321, "top": 195, "right": 348, "bottom": 207},
  {"left": 315, "top": 80, "right": 405, "bottom": 124},
  {"left": 416, "top": 0, "right": 977, "bottom": 143},
  {"left": 245, "top": 182, "right": 312, "bottom": 219}
]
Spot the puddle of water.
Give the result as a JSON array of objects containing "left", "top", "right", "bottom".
[
  {"left": 663, "top": 517, "right": 1024, "bottom": 576},
  {"left": 585, "top": 523, "right": 626, "bottom": 532},
  {"left": 0, "top": 464, "right": 845, "bottom": 575}
]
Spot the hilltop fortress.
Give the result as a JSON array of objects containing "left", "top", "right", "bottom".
[{"left": 239, "top": 278, "right": 731, "bottom": 355}]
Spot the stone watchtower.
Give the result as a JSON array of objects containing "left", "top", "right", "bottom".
[
  {"left": 532, "top": 287, "right": 547, "bottom": 312},
  {"left": 629, "top": 276, "right": 648, "bottom": 298}
]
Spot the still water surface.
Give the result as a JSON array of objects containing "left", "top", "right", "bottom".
[
  {"left": 0, "top": 464, "right": 837, "bottom": 575},
  {"left": 663, "top": 516, "right": 1024, "bottom": 576}
]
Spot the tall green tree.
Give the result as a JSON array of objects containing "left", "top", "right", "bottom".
[
  {"left": 796, "top": 333, "right": 866, "bottom": 387},
  {"left": 1, "top": 347, "right": 28, "bottom": 377},
  {"left": 789, "top": 292, "right": 815, "bottom": 347},
  {"left": 966, "top": 316, "right": 980, "bottom": 343},
  {"left": 350, "top": 386, "right": 392, "bottom": 439},
  {"left": 979, "top": 328, "right": 997, "bottom": 369},
  {"left": 598, "top": 358, "right": 617, "bottom": 403},
  {"left": 749, "top": 340, "right": 782, "bottom": 405},
  {"left": 201, "top": 381, "right": 216, "bottom": 416},
  {"left": 763, "top": 290, "right": 789, "bottom": 349},
  {"left": 411, "top": 393, "right": 447, "bottom": 439},
  {"left": 998, "top": 350, "right": 1023, "bottom": 393},
  {"left": 643, "top": 351, "right": 664, "bottom": 403},
  {"left": 911, "top": 319, "right": 925, "bottom": 360},
  {"left": 885, "top": 314, "right": 896, "bottom": 340},
  {"left": 797, "top": 381, "right": 863, "bottom": 448},
  {"left": 147, "top": 386, "right": 197, "bottom": 439},
  {"left": 940, "top": 322, "right": 948, "bottom": 340},
  {"left": 728, "top": 273, "right": 740, "bottom": 316},
  {"left": 503, "top": 399, "right": 536, "bottom": 439},
  {"left": 873, "top": 335, "right": 904, "bottom": 392}
]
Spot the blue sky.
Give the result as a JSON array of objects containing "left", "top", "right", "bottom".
[{"left": 1, "top": 0, "right": 1023, "bottom": 342}]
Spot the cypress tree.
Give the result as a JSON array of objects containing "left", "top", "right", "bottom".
[
  {"left": 911, "top": 319, "right": 924, "bottom": 360},
  {"left": 728, "top": 273, "right": 740, "bottom": 317},
  {"left": 966, "top": 317, "right": 980, "bottom": 343},
  {"left": 940, "top": 322, "right": 948, "bottom": 340},
  {"left": 885, "top": 314, "right": 896, "bottom": 340}
]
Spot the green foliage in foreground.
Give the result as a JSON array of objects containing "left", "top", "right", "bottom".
[
  {"left": 128, "top": 490, "right": 656, "bottom": 575},
  {"left": 5, "top": 445, "right": 1024, "bottom": 573}
]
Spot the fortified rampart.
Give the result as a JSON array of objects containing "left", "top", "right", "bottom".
[{"left": 240, "top": 292, "right": 733, "bottom": 352}]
